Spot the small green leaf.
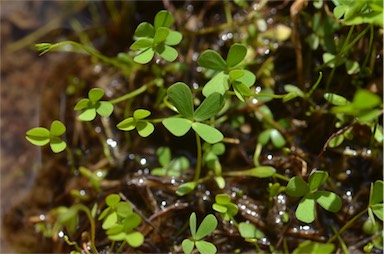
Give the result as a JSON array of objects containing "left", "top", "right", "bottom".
[
  {"left": 194, "top": 93, "right": 224, "bottom": 121},
  {"left": 236, "top": 69, "right": 256, "bottom": 87},
  {"left": 198, "top": 50, "right": 227, "bottom": 71},
  {"left": 123, "top": 213, "right": 142, "bottom": 230},
  {"left": 157, "top": 45, "right": 178, "bottom": 62},
  {"left": 296, "top": 197, "right": 316, "bottom": 223},
  {"left": 270, "top": 129, "right": 286, "bottom": 148},
  {"left": 125, "top": 231, "right": 144, "bottom": 248},
  {"left": 212, "top": 203, "right": 227, "bottom": 213},
  {"left": 176, "top": 181, "right": 197, "bottom": 196},
  {"left": 50, "top": 138, "right": 67, "bottom": 153},
  {"left": 286, "top": 176, "right": 309, "bottom": 197},
  {"left": 102, "top": 212, "right": 118, "bottom": 229},
  {"left": 157, "top": 147, "right": 171, "bottom": 167},
  {"left": 314, "top": 191, "right": 342, "bottom": 213},
  {"left": 88, "top": 88, "right": 104, "bottom": 103},
  {"left": 324, "top": 93, "right": 349, "bottom": 106},
  {"left": 167, "top": 82, "right": 194, "bottom": 118},
  {"left": 165, "top": 30, "right": 183, "bottom": 45},
  {"left": 195, "top": 241, "right": 217, "bottom": 254},
  {"left": 182, "top": 239, "right": 195, "bottom": 254},
  {"left": 202, "top": 71, "right": 230, "bottom": 97},
  {"left": 97, "top": 101, "right": 114, "bottom": 117},
  {"left": 258, "top": 129, "right": 271, "bottom": 145},
  {"left": 370, "top": 180, "right": 383, "bottom": 206},
  {"left": 215, "top": 194, "right": 231, "bottom": 204},
  {"left": 133, "top": 109, "right": 151, "bottom": 120},
  {"left": 130, "top": 38, "right": 153, "bottom": 50},
  {"left": 334, "top": 5, "right": 347, "bottom": 19},
  {"left": 243, "top": 166, "right": 276, "bottom": 178},
  {"left": 308, "top": 171, "right": 328, "bottom": 191},
  {"left": 293, "top": 240, "right": 335, "bottom": 254},
  {"left": 352, "top": 89, "right": 381, "bottom": 110},
  {"left": 328, "top": 134, "right": 344, "bottom": 148},
  {"left": 117, "top": 117, "right": 136, "bottom": 131},
  {"left": 116, "top": 203, "right": 133, "bottom": 218},
  {"left": 134, "top": 47, "right": 155, "bottom": 64},
  {"left": 154, "top": 10, "right": 173, "bottom": 29},
  {"left": 133, "top": 22, "right": 154, "bottom": 38},
  {"left": 239, "top": 222, "right": 264, "bottom": 239},
  {"left": 136, "top": 121, "right": 155, "bottom": 137},
  {"left": 78, "top": 108, "right": 97, "bottom": 121},
  {"left": 162, "top": 118, "right": 192, "bottom": 137},
  {"left": 371, "top": 204, "right": 384, "bottom": 221},
  {"left": 189, "top": 212, "right": 197, "bottom": 238},
  {"left": 196, "top": 214, "right": 217, "bottom": 240},
  {"left": 26, "top": 127, "right": 50, "bottom": 146},
  {"left": 226, "top": 44, "right": 247, "bottom": 67},
  {"left": 50, "top": 120, "right": 66, "bottom": 136},
  {"left": 192, "top": 122, "right": 224, "bottom": 144},
  {"left": 74, "top": 98, "right": 90, "bottom": 110},
  {"left": 106, "top": 194, "right": 120, "bottom": 207},
  {"left": 154, "top": 27, "right": 169, "bottom": 44}
]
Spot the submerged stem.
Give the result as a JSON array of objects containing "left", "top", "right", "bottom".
[{"left": 193, "top": 132, "right": 202, "bottom": 182}]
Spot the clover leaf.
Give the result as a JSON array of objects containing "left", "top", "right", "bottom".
[
  {"left": 368, "top": 180, "right": 383, "bottom": 223},
  {"left": 238, "top": 222, "right": 265, "bottom": 242},
  {"left": 117, "top": 109, "right": 155, "bottom": 137},
  {"left": 74, "top": 88, "right": 113, "bottom": 121},
  {"left": 182, "top": 212, "right": 218, "bottom": 254},
  {"left": 212, "top": 194, "right": 239, "bottom": 221},
  {"left": 258, "top": 128, "right": 286, "bottom": 148},
  {"left": 285, "top": 171, "right": 342, "bottom": 223},
  {"left": 151, "top": 146, "right": 190, "bottom": 177},
  {"left": 293, "top": 240, "right": 335, "bottom": 254},
  {"left": 98, "top": 194, "right": 144, "bottom": 248},
  {"left": 197, "top": 43, "right": 255, "bottom": 99},
  {"left": 26, "top": 120, "right": 67, "bottom": 153},
  {"left": 162, "top": 82, "right": 225, "bottom": 144},
  {"left": 130, "top": 10, "right": 182, "bottom": 64}
]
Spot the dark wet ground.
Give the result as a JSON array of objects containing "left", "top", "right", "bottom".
[{"left": 1, "top": 1, "right": 383, "bottom": 253}]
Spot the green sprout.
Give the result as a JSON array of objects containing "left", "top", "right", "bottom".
[
  {"left": 197, "top": 43, "right": 256, "bottom": 100},
  {"left": 74, "top": 88, "right": 114, "bottom": 121},
  {"left": 117, "top": 109, "right": 155, "bottom": 137},
  {"left": 368, "top": 180, "right": 383, "bottom": 223},
  {"left": 26, "top": 120, "right": 67, "bottom": 153},
  {"left": 182, "top": 212, "right": 218, "bottom": 254},
  {"left": 98, "top": 194, "right": 144, "bottom": 248},
  {"left": 292, "top": 240, "right": 335, "bottom": 254},
  {"left": 212, "top": 194, "right": 238, "bottom": 221},
  {"left": 151, "top": 146, "right": 190, "bottom": 177},
  {"left": 130, "top": 10, "right": 182, "bottom": 64},
  {"left": 285, "top": 171, "right": 342, "bottom": 223},
  {"left": 162, "top": 82, "right": 224, "bottom": 144}
]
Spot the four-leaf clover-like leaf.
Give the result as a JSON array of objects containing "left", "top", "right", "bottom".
[
  {"left": 285, "top": 171, "right": 342, "bottom": 223},
  {"left": 130, "top": 10, "right": 182, "bottom": 64},
  {"left": 74, "top": 88, "right": 114, "bottom": 121},
  {"left": 162, "top": 82, "right": 224, "bottom": 144},
  {"left": 26, "top": 120, "right": 67, "bottom": 153},
  {"left": 116, "top": 109, "right": 155, "bottom": 137},
  {"left": 182, "top": 212, "right": 218, "bottom": 254},
  {"left": 197, "top": 43, "right": 256, "bottom": 100}
]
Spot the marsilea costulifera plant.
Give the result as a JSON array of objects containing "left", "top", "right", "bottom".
[{"left": 25, "top": 7, "right": 382, "bottom": 254}]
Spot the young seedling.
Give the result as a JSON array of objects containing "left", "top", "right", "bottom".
[
  {"left": 212, "top": 194, "right": 238, "bottom": 222},
  {"left": 367, "top": 180, "right": 383, "bottom": 224},
  {"left": 130, "top": 10, "right": 182, "bottom": 64},
  {"left": 117, "top": 109, "right": 155, "bottom": 137},
  {"left": 162, "top": 82, "right": 225, "bottom": 144},
  {"left": 151, "top": 146, "right": 190, "bottom": 177},
  {"left": 238, "top": 222, "right": 265, "bottom": 252},
  {"left": 182, "top": 212, "right": 218, "bottom": 254},
  {"left": 98, "top": 194, "right": 144, "bottom": 248},
  {"left": 292, "top": 240, "right": 335, "bottom": 254},
  {"left": 197, "top": 43, "right": 256, "bottom": 101},
  {"left": 285, "top": 171, "right": 342, "bottom": 223},
  {"left": 26, "top": 120, "right": 67, "bottom": 153},
  {"left": 74, "top": 88, "right": 114, "bottom": 121}
]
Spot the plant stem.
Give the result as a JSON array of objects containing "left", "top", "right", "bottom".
[
  {"left": 327, "top": 208, "right": 367, "bottom": 243},
  {"left": 109, "top": 84, "right": 148, "bottom": 104},
  {"left": 73, "top": 204, "right": 99, "bottom": 254},
  {"left": 274, "top": 173, "right": 290, "bottom": 182},
  {"left": 193, "top": 132, "right": 203, "bottom": 182}
]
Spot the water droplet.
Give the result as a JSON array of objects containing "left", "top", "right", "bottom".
[
  {"left": 128, "top": 154, "right": 135, "bottom": 160},
  {"left": 58, "top": 231, "right": 65, "bottom": 238},
  {"left": 106, "top": 138, "right": 117, "bottom": 148},
  {"left": 94, "top": 126, "right": 101, "bottom": 133},
  {"left": 39, "top": 214, "right": 46, "bottom": 220},
  {"left": 193, "top": 83, "right": 199, "bottom": 89},
  {"left": 192, "top": 52, "right": 199, "bottom": 61},
  {"left": 252, "top": 98, "right": 258, "bottom": 104},
  {"left": 79, "top": 190, "right": 86, "bottom": 196},
  {"left": 161, "top": 200, "right": 167, "bottom": 208},
  {"left": 140, "top": 158, "right": 147, "bottom": 165},
  {"left": 267, "top": 154, "right": 273, "bottom": 160},
  {"left": 93, "top": 64, "right": 102, "bottom": 73}
]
